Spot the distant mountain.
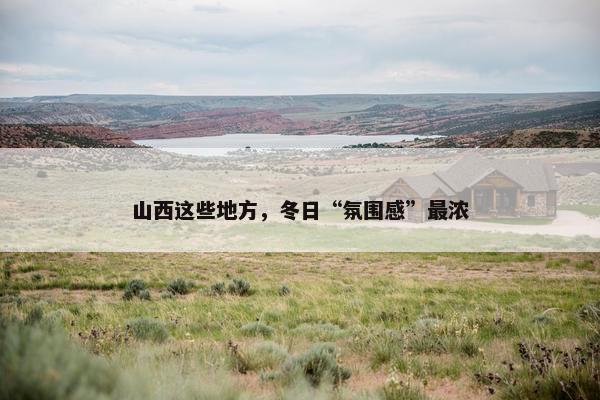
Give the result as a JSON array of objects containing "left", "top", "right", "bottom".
[
  {"left": 483, "top": 128, "right": 600, "bottom": 148},
  {"left": 1, "top": 93, "right": 599, "bottom": 139},
  {"left": 0, "top": 124, "right": 139, "bottom": 148}
]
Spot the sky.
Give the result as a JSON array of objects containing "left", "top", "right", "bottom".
[{"left": 0, "top": 0, "right": 599, "bottom": 97}]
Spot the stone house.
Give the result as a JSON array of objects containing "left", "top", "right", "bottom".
[{"left": 380, "top": 154, "right": 558, "bottom": 222}]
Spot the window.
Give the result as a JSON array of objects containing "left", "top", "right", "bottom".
[{"left": 527, "top": 195, "right": 535, "bottom": 207}]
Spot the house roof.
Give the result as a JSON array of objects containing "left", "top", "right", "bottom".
[
  {"left": 553, "top": 162, "right": 600, "bottom": 176},
  {"left": 435, "top": 154, "right": 558, "bottom": 192},
  {"left": 401, "top": 174, "right": 455, "bottom": 198},
  {"left": 385, "top": 154, "right": 558, "bottom": 198}
]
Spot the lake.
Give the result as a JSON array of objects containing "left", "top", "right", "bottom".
[{"left": 134, "top": 133, "right": 436, "bottom": 156}]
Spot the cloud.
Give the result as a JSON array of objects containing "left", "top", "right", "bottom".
[
  {"left": 378, "top": 62, "right": 477, "bottom": 84},
  {"left": 0, "top": 0, "right": 598, "bottom": 96},
  {"left": 0, "top": 63, "right": 80, "bottom": 80},
  {"left": 192, "top": 3, "right": 230, "bottom": 14}
]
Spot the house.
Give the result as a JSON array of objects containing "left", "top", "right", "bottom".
[{"left": 380, "top": 154, "right": 558, "bottom": 222}]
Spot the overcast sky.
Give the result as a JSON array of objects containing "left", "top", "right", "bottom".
[{"left": 0, "top": 0, "right": 599, "bottom": 97}]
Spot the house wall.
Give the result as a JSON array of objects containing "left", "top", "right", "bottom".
[
  {"left": 381, "top": 194, "right": 425, "bottom": 222},
  {"left": 381, "top": 179, "right": 426, "bottom": 222},
  {"left": 518, "top": 192, "right": 548, "bottom": 217}
]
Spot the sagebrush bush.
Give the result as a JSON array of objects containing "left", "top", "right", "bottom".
[
  {"left": 0, "top": 319, "right": 121, "bottom": 400},
  {"left": 247, "top": 341, "right": 288, "bottom": 370},
  {"left": 0, "top": 318, "right": 254, "bottom": 400},
  {"left": 210, "top": 281, "right": 226, "bottom": 295},
  {"left": 282, "top": 343, "right": 351, "bottom": 387},
  {"left": 126, "top": 317, "right": 169, "bottom": 342},
  {"left": 278, "top": 285, "right": 291, "bottom": 296},
  {"left": 138, "top": 289, "right": 151, "bottom": 301},
  {"left": 25, "top": 303, "right": 44, "bottom": 325},
  {"left": 240, "top": 322, "right": 274, "bottom": 337},
  {"left": 44, "top": 308, "right": 73, "bottom": 325},
  {"left": 228, "top": 341, "right": 288, "bottom": 373},
  {"left": 228, "top": 278, "right": 251, "bottom": 296},
  {"left": 575, "top": 260, "right": 595, "bottom": 271},
  {"left": 167, "top": 278, "right": 191, "bottom": 295},
  {"left": 578, "top": 301, "right": 600, "bottom": 322},
  {"left": 123, "top": 279, "right": 149, "bottom": 300}
]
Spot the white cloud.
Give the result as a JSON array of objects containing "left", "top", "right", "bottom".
[
  {"left": 0, "top": 63, "right": 79, "bottom": 79},
  {"left": 378, "top": 62, "right": 477, "bottom": 84},
  {"left": 0, "top": 0, "right": 598, "bottom": 96}
]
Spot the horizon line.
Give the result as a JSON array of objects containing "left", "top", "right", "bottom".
[{"left": 2, "top": 90, "right": 600, "bottom": 99}]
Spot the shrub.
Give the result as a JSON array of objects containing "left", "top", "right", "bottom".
[
  {"left": 381, "top": 369, "right": 430, "bottom": 400},
  {"left": 31, "top": 272, "right": 43, "bottom": 282},
  {"left": 0, "top": 320, "right": 121, "bottom": 399},
  {"left": 240, "top": 322, "right": 274, "bottom": 337},
  {"left": 545, "top": 259, "right": 570, "bottom": 269},
  {"left": 229, "top": 341, "right": 288, "bottom": 373},
  {"left": 25, "top": 303, "right": 44, "bottom": 325},
  {"left": 210, "top": 281, "right": 226, "bottom": 295},
  {"left": 278, "top": 284, "right": 291, "bottom": 296},
  {"left": 227, "top": 340, "right": 251, "bottom": 374},
  {"left": 1, "top": 318, "right": 249, "bottom": 400},
  {"left": 123, "top": 279, "right": 148, "bottom": 300},
  {"left": 282, "top": 343, "right": 351, "bottom": 387},
  {"left": 167, "top": 278, "right": 191, "bottom": 295},
  {"left": 368, "top": 329, "right": 404, "bottom": 367},
  {"left": 126, "top": 317, "right": 169, "bottom": 342},
  {"left": 44, "top": 308, "right": 73, "bottom": 325},
  {"left": 578, "top": 301, "right": 600, "bottom": 323},
  {"left": 246, "top": 341, "right": 288, "bottom": 371},
  {"left": 228, "top": 278, "right": 251, "bottom": 296},
  {"left": 476, "top": 341, "right": 600, "bottom": 400},
  {"left": 1, "top": 256, "right": 15, "bottom": 281},
  {"left": 138, "top": 289, "right": 151, "bottom": 301},
  {"left": 2, "top": 265, "right": 10, "bottom": 281},
  {"left": 575, "top": 260, "right": 595, "bottom": 271}
]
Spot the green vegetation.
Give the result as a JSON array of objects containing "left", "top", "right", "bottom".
[
  {"left": 167, "top": 277, "right": 192, "bottom": 295},
  {"left": 343, "top": 142, "right": 396, "bottom": 148},
  {"left": 123, "top": 279, "right": 150, "bottom": 300},
  {"left": 546, "top": 257, "right": 571, "bottom": 269},
  {"left": 575, "top": 259, "right": 596, "bottom": 271},
  {"left": 0, "top": 252, "right": 598, "bottom": 399},
  {"left": 240, "top": 322, "right": 274, "bottom": 337},
  {"left": 227, "top": 277, "right": 252, "bottom": 296},
  {"left": 126, "top": 317, "right": 169, "bottom": 342}
]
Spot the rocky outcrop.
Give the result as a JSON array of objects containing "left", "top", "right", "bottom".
[
  {"left": 124, "top": 108, "right": 331, "bottom": 139},
  {"left": 483, "top": 129, "right": 600, "bottom": 148},
  {"left": 0, "top": 124, "right": 139, "bottom": 148}
]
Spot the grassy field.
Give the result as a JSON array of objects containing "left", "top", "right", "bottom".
[{"left": 1, "top": 252, "right": 599, "bottom": 400}]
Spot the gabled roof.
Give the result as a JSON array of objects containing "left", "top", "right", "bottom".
[
  {"left": 435, "top": 154, "right": 558, "bottom": 192},
  {"left": 402, "top": 174, "right": 455, "bottom": 198},
  {"left": 384, "top": 154, "right": 558, "bottom": 198}
]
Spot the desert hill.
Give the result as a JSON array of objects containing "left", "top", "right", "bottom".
[
  {"left": 0, "top": 124, "right": 139, "bottom": 148},
  {"left": 483, "top": 128, "right": 600, "bottom": 148}
]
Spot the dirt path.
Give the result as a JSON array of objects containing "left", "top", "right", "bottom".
[{"left": 328, "top": 210, "right": 600, "bottom": 238}]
